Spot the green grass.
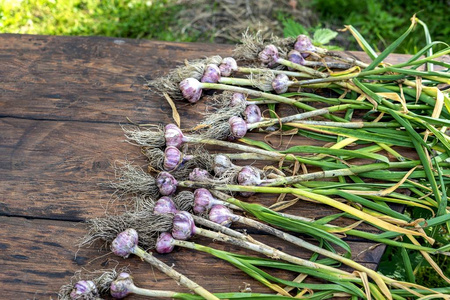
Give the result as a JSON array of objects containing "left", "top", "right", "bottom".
[
  {"left": 379, "top": 238, "right": 450, "bottom": 287},
  {"left": 0, "top": 0, "right": 198, "bottom": 41},
  {"left": 2, "top": 0, "right": 448, "bottom": 54},
  {"left": 310, "top": 0, "right": 449, "bottom": 53},
  {"left": 379, "top": 206, "right": 450, "bottom": 287}
]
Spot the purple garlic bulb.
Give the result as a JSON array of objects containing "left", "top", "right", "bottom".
[
  {"left": 111, "top": 228, "right": 139, "bottom": 258},
  {"left": 193, "top": 188, "right": 215, "bottom": 214},
  {"left": 156, "top": 172, "right": 178, "bottom": 196},
  {"left": 288, "top": 50, "right": 305, "bottom": 65},
  {"left": 228, "top": 116, "right": 248, "bottom": 140},
  {"left": 213, "top": 154, "right": 234, "bottom": 176},
  {"left": 164, "top": 146, "right": 183, "bottom": 171},
  {"left": 219, "top": 57, "right": 238, "bottom": 77},
  {"left": 164, "top": 124, "right": 185, "bottom": 148},
  {"left": 70, "top": 280, "right": 98, "bottom": 299},
  {"left": 201, "top": 64, "right": 221, "bottom": 83},
  {"left": 172, "top": 211, "right": 196, "bottom": 240},
  {"left": 156, "top": 232, "right": 175, "bottom": 254},
  {"left": 294, "top": 35, "right": 315, "bottom": 57},
  {"left": 244, "top": 104, "right": 262, "bottom": 123},
  {"left": 179, "top": 78, "right": 202, "bottom": 103},
  {"left": 110, "top": 272, "right": 134, "bottom": 299},
  {"left": 189, "top": 168, "right": 213, "bottom": 182},
  {"left": 258, "top": 45, "right": 279, "bottom": 67},
  {"left": 153, "top": 196, "right": 178, "bottom": 215},
  {"left": 272, "top": 73, "right": 289, "bottom": 94},
  {"left": 209, "top": 204, "right": 238, "bottom": 227},
  {"left": 237, "top": 166, "right": 261, "bottom": 197},
  {"left": 229, "top": 93, "right": 246, "bottom": 107},
  {"left": 288, "top": 49, "right": 306, "bottom": 70}
]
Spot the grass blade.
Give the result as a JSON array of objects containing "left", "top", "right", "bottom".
[
  {"left": 405, "top": 41, "right": 449, "bottom": 65},
  {"left": 387, "top": 110, "right": 429, "bottom": 149},
  {"left": 343, "top": 25, "right": 378, "bottom": 60},
  {"left": 435, "top": 163, "right": 448, "bottom": 218},
  {"left": 400, "top": 247, "right": 415, "bottom": 283},
  {"left": 224, "top": 196, "right": 352, "bottom": 254},
  {"left": 194, "top": 243, "right": 292, "bottom": 296},
  {"left": 287, "top": 123, "right": 414, "bottom": 147},
  {"left": 241, "top": 260, "right": 365, "bottom": 297},
  {"left": 324, "top": 190, "right": 411, "bottom": 221},
  {"left": 417, "top": 19, "right": 433, "bottom": 72},
  {"left": 365, "top": 17, "right": 417, "bottom": 71},
  {"left": 239, "top": 137, "right": 275, "bottom": 151},
  {"left": 411, "top": 139, "right": 442, "bottom": 217},
  {"left": 280, "top": 145, "right": 390, "bottom": 162}
]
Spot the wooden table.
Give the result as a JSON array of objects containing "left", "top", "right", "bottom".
[{"left": 0, "top": 34, "right": 412, "bottom": 299}]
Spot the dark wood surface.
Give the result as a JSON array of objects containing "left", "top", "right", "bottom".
[{"left": 0, "top": 34, "right": 422, "bottom": 299}]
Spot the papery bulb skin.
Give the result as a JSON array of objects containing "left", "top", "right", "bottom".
[
  {"left": 213, "top": 154, "right": 234, "bottom": 176},
  {"left": 156, "top": 172, "right": 178, "bottom": 196},
  {"left": 179, "top": 78, "right": 203, "bottom": 103},
  {"left": 209, "top": 204, "right": 238, "bottom": 227},
  {"left": 272, "top": 74, "right": 289, "bottom": 94},
  {"left": 110, "top": 272, "right": 134, "bottom": 299},
  {"left": 288, "top": 50, "right": 306, "bottom": 70},
  {"left": 237, "top": 166, "right": 261, "bottom": 197},
  {"left": 228, "top": 116, "right": 248, "bottom": 141},
  {"left": 164, "top": 146, "right": 183, "bottom": 171},
  {"left": 172, "top": 211, "right": 196, "bottom": 240},
  {"left": 111, "top": 229, "right": 139, "bottom": 258},
  {"left": 164, "top": 124, "right": 185, "bottom": 148},
  {"left": 193, "top": 188, "right": 215, "bottom": 214},
  {"left": 219, "top": 57, "right": 238, "bottom": 77},
  {"left": 294, "top": 35, "right": 315, "bottom": 58},
  {"left": 258, "top": 45, "right": 280, "bottom": 67},
  {"left": 70, "top": 280, "right": 98, "bottom": 300},
  {"left": 189, "top": 168, "right": 213, "bottom": 182},
  {"left": 155, "top": 232, "right": 175, "bottom": 254},
  {"left": 244, "top": 104, "right": 262, "bottom": 123},
  {"left": 229, "top": 93, "right": 246, "bottom": 107},
  {"left": 154, "top": 196, "right": 178, "bottom": 215},
  {"left": 201, "top": 64, "right": 221, "bottom": 83}
]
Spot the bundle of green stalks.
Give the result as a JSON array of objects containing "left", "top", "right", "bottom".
[{"left": 69, "top": 16, "right": 449, "bottom": 300}]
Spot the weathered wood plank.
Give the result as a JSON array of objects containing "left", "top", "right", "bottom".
[
  {"left": 0, "top": 216, "right": 381, "bottom": 299},
  {"left": 2, "top": 34, "right": 444, "bottom": 124},
  {"left": 0, "top": 116, "right": 386, "bottom": 239},
  {"left": 0, "top": 117, "right": 126, "bottom": 220},
  {"left": 0, "top": 34, "right": 227, "bottom": 124}
]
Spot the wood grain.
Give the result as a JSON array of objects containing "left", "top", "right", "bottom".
[
  {"left": 0, "top": 34, "right": 425, "bottom": 299},
  {"left": 0, "top": 34, "right": 224, "bottom": 124},
  {"left": 0, "top": 117, "right": 347, "bottom": 221},
  {"left": 2, "top": 34, "right": 442, "bottom": 125}
]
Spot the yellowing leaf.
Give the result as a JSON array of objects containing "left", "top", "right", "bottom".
[
  {"left": 330, "top": 66, "right": 361, "bottom": 76},
  {"left": 354, "top": 271, "right": 371, "bottom": 300},
  {"left": 379, "top": 167, "right": 417, "bottom": 196},
  {"left": 425, "top": 87, "right": 444, "bottom": 119},
  {"left": 163, "top": 92, "right": 181, "bottom": 128},
  {"left": 415, "top": 76, "right": 422, "bottom": 104},
  {"left": 269, "top": 198, "right": 299, "bottom": 212},
  {"left": 376, "top": 92, "right": 408, "bottom": 113}
]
